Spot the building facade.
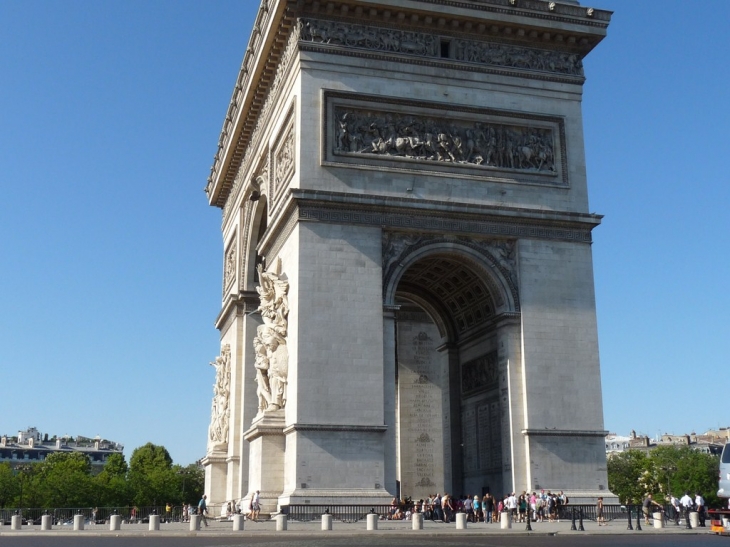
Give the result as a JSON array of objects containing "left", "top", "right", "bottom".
[
  {"left": 203, "top": 0, "right": 614, "bottom": 510},
  {"left": 0, "top": 427, "right": 123, "bottom": 470}
]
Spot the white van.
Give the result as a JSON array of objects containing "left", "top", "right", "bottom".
[{"left": 719, "top": 442, "right": 730, "bottom": 499}]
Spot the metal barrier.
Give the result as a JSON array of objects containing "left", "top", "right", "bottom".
[{"left": 284, "top": 505, "right": 401, "bottom": 522}]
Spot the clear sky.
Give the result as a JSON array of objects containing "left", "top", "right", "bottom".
[{"left": 1, "top": 1, "right": 727, "bottom": 467}]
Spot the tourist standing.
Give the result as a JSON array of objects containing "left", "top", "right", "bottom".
[
  {"left": 198, "top": 494, "right": 209, "bottom": 527},
  {"left": 596, "top": 496, "right": 605, "bottom": 526},
  {"left": 680, "top": 491, "right": 694, "bottom": 526},
  {"left": 695, "top": 492, "right": 706, "bottom": 527}
]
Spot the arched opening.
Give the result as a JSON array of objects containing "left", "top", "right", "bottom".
[{"left": 391, "top": 249, "right": 512, "bottom": 500}]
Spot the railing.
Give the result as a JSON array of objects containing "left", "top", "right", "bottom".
[{"left": 284, "top": 504, "right": 397, "bottom": 522}]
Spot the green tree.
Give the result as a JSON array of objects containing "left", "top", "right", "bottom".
[
  {"left": 607, "top": 450, "right": 652, "bottom": 504},
  {"left": 609, "top": 446, "right": 721, "bottom": 507},
  {"left": 173, "top": 463, "right": 204, "bottom": 505},
  {"left": 128, "top": 443, "right": 177, "bottom": 506},
  {"left": 34, "top": 452, "right": 93, "bottom": 507},
  {"left": 93, "top": 453, "right": 131, "bottom": 507},
  {"left": 0, "top": 462, "right": 19, "bottom": 508}
]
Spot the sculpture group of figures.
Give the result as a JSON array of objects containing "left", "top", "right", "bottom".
[
  {"left": 335, "top": 108, "right": 556, "bottom": 172},
  {"left": 208, "top": 344, "right": 231, "bottom": 451},
  {"left": 299, "top": 18, "right": 583, "bottom": 77},
  {"left": 253, "top": 262, "right": 290, "bottom": 414},
  {"left": 300, "top": 18, "right": 438, "bottom": 56}
]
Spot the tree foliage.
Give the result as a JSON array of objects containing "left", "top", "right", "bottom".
[
  {"left": 1, "top": 443, "right": 201, "bottom": 509},
  {"left": 608, "top": 446, "right": 720, "bottom": 506}
]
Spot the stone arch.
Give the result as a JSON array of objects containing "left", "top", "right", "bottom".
[
  {"left": 239, "top": 191, "right": 268, "bottom": 292},
  {"left": 383, "top": 236, "right": 520, "bottom": 320}
]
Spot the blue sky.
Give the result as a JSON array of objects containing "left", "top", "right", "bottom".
[{"left": 1, "top": 1, "right": 727, "bottom": 467}]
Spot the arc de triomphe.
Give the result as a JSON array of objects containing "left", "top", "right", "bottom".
[{"left": 202, "top": 0, "right": 614, "bottom": 511}]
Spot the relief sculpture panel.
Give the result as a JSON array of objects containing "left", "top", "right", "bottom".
[{"left": 326, "top": 92, "right": 566, "bottom": 186}]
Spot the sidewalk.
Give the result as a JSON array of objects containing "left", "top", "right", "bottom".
[{"left": 0, "top": 516, "right": 715, "bottom": 537}]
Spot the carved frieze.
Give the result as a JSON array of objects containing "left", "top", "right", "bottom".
[
  {"left": 299, "top": 17, "right": 582, "bottom": 77},
  {"left": 325, "top": 91, "right": 567, "bottom": 186},
  {"left": 208, "top": 344, "right": 231, "bottom": 453},
  {"left": 223, "top": 238, "right": 236, "bottom": 292},
  {"left": 461, "top": 351, "right": 498, "bottom": 395},
  {"left": 334, "top": 106, "right": 556, "bottom": 172},
  {"left": 272, "top": 107, "right": 296, "bottom": 213}
]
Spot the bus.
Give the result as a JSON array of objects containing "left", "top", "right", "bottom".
[{"left": 720, "top": 442, "right": 730, "bottom": 500}]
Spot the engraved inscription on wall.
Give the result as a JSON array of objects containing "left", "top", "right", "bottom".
[{"left": 397, "top": 320, "right": 448, "bottom": 498}]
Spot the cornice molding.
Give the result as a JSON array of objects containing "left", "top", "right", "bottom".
[
  {"left": 206, "top": 0, "right": 611, "bottom": 210},
  {"left": 522, "top": 428, "right": 609, "bottom": 437}
]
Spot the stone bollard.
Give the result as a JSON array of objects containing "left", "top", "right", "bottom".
[
  {"left": 190, "top": 514, "right": 201, "bottom": 531},
  {"left": 689, "top": 512, "right": 699, "bottom": 528},
  {"left": 456, "top": 512, "right": 467, "bottom": 529},
  {"left": 412, "top": 513, "right": 424, "bottom": 530},
  {"left": 232, "top": 514, "right": 245, "bottom": 531},
  {"left": 149, "top": 514, "right": 160, "bottom": 531},
  {"left": 653, "top": 512, "right": 663, "bottom": 529},
  {"left": 366, "top": 513, "right": 378, "bottom": 530},
  {"left": 41, "top": 515, "right": 52, "bottom": 530},
  {"left": 321, "top": 513, "right": 333, "bottom": 531},
  {"left": 276, "top": 514, "right": 287, "bottom": 531},
  {"left": 11, "top": 515, "right": 22, "bottom": 530},
  {"left": 500, "top": 511, "right": 512, "bottom": 529},
  {"left": 110, "top": 515, "right": 121, "bottom": 531},
  {"left": 74, "top": 514, "right": 85, "bottom": 531}
]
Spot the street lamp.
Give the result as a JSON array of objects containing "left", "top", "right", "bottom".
[{"left": 16, "top": 464, "right": 32, "bottom": 514}]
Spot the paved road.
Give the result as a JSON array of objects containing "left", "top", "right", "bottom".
[{"left": 0, "top": 535, "right": 725, "bottom": 547}]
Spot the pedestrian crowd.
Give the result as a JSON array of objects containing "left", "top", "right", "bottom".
[{"left": 386, "top": 490, "right": 571, "bottom": 523}]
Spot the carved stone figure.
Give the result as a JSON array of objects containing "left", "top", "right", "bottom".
[
  {"left": 298, "top": 18, "right": 583, "bottom": 77},
  {"left": 252, "top": 259, "right": 289, "bottom": 414},
  {"left": 208, "top": 344, "right": 231, "bottom": 451},
  {"left": 334, "top": 107, "right": 556, "bottom": 174}
]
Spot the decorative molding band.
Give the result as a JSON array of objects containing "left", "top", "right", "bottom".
[
  {"left": 214, "top": 291, "right": 260, "bottom": 333},
  {"left": 323, "top": 90, "right": 568, "bottom": 187},
  {"left": 300, "top": 17, "right": 583, "bottom": 79},
  {"left": 200, "top": 453, "right": 227, "bottom": 466},
  {"left": 522, "top": 429, "right": 609, "bottom": 438},
  {"left": 299, "top": 204, "right": 593, "bottom": 243},
  {"left": 283, "top": 423, "right": 388, "bottom": 435}
]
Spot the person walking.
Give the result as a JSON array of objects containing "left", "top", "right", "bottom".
[
  {"left": 198, "top": 494, "right": 209, "bottom": 527},
  {"left": 596, "top": 497, "right": 605, "bottom": 526}
]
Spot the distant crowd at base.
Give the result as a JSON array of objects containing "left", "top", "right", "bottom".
[{"left": 387, "top": 490, "right": 570, "bottom": 523}]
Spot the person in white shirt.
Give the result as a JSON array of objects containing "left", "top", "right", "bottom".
[
  {"left": 694, "top": 492, "right": 705, "bottom": 527},
  {"left": 679, "top": 491, "right": 694, "bottom": 527},
  {"left": 670, "top": 495, "right": 681, "bottom": 525}
]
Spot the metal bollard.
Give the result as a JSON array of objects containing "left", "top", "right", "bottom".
[
  {"left": 571, "top": 507, "right": 577, "bottom": 531},
  {"left": 232, "top": 514, "right": 244, "bottom": 531},
  {"left": 525, "top": 512, "right": 533, "bottom": 531},
  {"left": 321, "top": 513, "right": 333, "bottom": 531},
  {"left": 366, "top": 512, "right": 378, "bottom": 530},
  {"left": 149, "top": 514, "right": 160, "bottom": 531},
  {"left": 626, "top": 505, "right": 633, "bottom": 530},
  {"left": 110, "top": 514, "right": 121, "bottom": 531},
  {"left": 578, "top": 509, "right": 585, "bottom": 531},
  {"left": 276, "top": 514, "right": 288, "bottom": 531},
  {"left": 635, "top": 507, "right": 642, "bottom": 531}
]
